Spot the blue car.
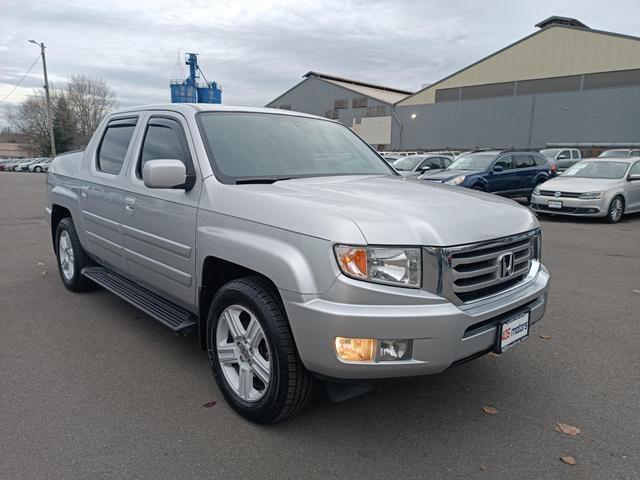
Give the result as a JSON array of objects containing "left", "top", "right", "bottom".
[{"left": 419, "top": 149, "right": 552, "bottom": 200}]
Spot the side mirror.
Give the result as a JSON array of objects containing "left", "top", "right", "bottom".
[
  {"left": 143, "top": 159, "right": 187, "bottom": 189},
  {"left": 628, "top": 173, "right": 640, "bottom": 181},
  {"left": 418, "top": 165, "right": 431, "bottom": 172},
  {"left": 492, "top": 165, "right": 504, "bottom": 172}
]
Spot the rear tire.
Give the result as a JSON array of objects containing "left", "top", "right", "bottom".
[
  {"left": 605, "top": 196, "right": 624, "bottom": 223},
  {"left": 55, "top": 217, "right": 94, "bottom": 292},
  {"left": 34, "top": 166, "right": 42, "bottom": 173},
  {"left": 207, "top": 277, "right": 315, "bottom": 424}
]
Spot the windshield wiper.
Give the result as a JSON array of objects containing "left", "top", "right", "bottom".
[{"left": 235, "top": 177, "right": 293, "bottom": 185}]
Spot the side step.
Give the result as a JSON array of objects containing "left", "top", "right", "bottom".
[{"left": 81, "top": 266, "right": 197, "bottom": 331}]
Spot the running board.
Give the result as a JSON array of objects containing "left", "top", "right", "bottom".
[{"left": 81, "top": 266, "right": 197, "bottom": 331}]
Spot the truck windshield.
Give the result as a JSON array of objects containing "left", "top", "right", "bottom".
[{"left": 198, "top": 112, "right": 394, "bottom": 183}]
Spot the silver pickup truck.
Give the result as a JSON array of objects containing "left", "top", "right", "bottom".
[{"left": 46, "top": 104, "right": 549, "bottom": 423}]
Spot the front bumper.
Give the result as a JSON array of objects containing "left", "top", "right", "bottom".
[
  {"left": 282, "top": 265, "right": 549, "bottom": 379},
  {"left": 530, "top": 194, "right": 608, "bottom": 217}
]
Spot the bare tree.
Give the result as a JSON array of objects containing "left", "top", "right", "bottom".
[
  {"left": 66, "top": 75, "right": 117, "bottom": 145},
  {"left": 7, "top": 89, "right": 59, "bottom": 156}
]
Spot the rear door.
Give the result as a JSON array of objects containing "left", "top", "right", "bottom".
[
  {"left": 487, "top": 155, "right": 519, "bottom": 195},
  {"left": 120, "top": 112, "right": 201, "bottom": 311},
  {"left": 81, "top": 116, "right": 139, "bottom": 274},
  {"left": 512, "top": 153, "right": 537, "bottom": 194}
]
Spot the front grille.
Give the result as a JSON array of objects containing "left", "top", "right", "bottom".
[
  {"left": 423, "top": 230, "right": 539, "bottom": 305},
  {"left": 539, "top": 190, "right": 581, "bottom": 198}
]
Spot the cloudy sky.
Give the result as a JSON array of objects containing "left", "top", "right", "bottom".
[{"left": 1, "top": 0, "right": 639, "bottom": 125}]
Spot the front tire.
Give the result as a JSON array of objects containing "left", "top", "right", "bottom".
[
  {"left": 34, "top": 166, "right": 42, "bottom": 173},
  {"left": 55, "top": 217, "right": 94, "bottom": 291},
  {"left": 605, "top": 196, "right": 624, "bottom": 223},
  {"left": 207, "top": 277, "right": 315, "bottom": 424}
]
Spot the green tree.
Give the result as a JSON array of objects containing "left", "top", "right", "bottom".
[{"left": 53, "top": 95, "right": 76, "bottom": 154}]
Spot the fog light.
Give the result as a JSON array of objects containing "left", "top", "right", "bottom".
[
  {"left": 335, "top": 337, "right": 376, "bottom": 362},
  {"left": 378, "top": 339, "right": 412, "bottom": 361}
]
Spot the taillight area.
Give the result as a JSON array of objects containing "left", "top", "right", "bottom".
[{"left": 550, "top": 164, "right": 558, "bottom": 173}]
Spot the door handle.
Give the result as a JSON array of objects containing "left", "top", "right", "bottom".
[
  {"left": 81, "top": 186, "right": 88, "bottom": 199},
  {"left": 124, "top": 197, "right": 136, "bottom": 214}
]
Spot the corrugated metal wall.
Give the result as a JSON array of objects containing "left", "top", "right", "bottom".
[
  {"left": 395, "top": 85, "right": 640, "bottom": 149},
  {"left": 266, "top": 77, "right": 394, "bottom": 146}
]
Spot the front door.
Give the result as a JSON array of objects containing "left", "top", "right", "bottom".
[
  {"left": 487, "top": 155, "right": 519, "bottom": 195},
  {"left": 120, "top": 112, "right": 201, "bottom": 311},
  {"left": 81, "top": 116, "right": 139, "bottom": 274},
  {"left": 627, "top": 161, "right": 640, "bottom": 212}
]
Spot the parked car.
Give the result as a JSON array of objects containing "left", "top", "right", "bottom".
[
  {"left": 598, "top": 149, "right": 640, "bottom": 158},
  {"left": 0, "top": 159, "right": 15, "bottom": 171},
  {"left": 18, "top": 159, "right": 39, "bottom": 172},
  {"left": 392, "top": 154, "right": 453, "bottom": 177},
  {"left": 539, "top": 148, "right": 581, "bottom": 172},
  {"left": 530, "top": 158, "right": 640, "bottom": 223},
  {"left": 420, "top": 149, "right": 551, "bottom": 200},
  {"left": 47, "top": 104, "right": 549, "bottom": 423},
  {"left": 28, "top": 158, "right": 53, "bottom": 172}
]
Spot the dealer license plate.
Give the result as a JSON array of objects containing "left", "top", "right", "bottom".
[
  {"left": 496, "top": 311, "right": 530, "bottom": 353},
  {"left": 548, "top": 200, "right": 563, "bottom": 209}
]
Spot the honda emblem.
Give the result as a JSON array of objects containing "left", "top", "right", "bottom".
[{"left": 498, "top": 252, "right": 515, "bottom": 278}]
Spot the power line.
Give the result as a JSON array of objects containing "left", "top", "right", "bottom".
[{"left": 0, "top": 55, "right": 41, "bottom": 105}]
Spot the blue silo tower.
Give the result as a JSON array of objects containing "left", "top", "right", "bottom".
[{"left": 170, "top": 53, "right": 222, "bottom": 104}]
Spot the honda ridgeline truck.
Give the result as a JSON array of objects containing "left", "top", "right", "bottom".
[{"left": 46, "top": 105, "right": 549, "bottom": 423}]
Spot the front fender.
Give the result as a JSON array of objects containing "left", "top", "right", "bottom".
[{"left": 196, "top": 209, "right": 340, "bottom": 295}]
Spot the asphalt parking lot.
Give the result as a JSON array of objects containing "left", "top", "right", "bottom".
[{"left": 1, "top": 172, "right": 639, "bottom": 480}]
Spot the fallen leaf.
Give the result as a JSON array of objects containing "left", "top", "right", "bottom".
[
  {"left": 37, "top": 262, "right": 45, "bottom": 266},
  {"left": 480, "top": 464, "right": 487, "bottom": 471},
  {"left": 482, "top": 406, "right": 498, "bottom": 415},
  {"left": 560, "top": 456, "right": 576, "bottom": 465},
  {"left": 556, "top": 422, "right": 581, "bottom": 436},
  {"left": 202, "top": 400, "right": 217, "bottom": 408},
  {"left": 633, "top": 289, "right": 640, "bottom": 294},
  {"left": 488, "top": 352, "right": 499, "bottom": 359},
  {"left": 39, "top": 271, "right": 47, "bottom": 276},
  {"left": 539, "top": 334, "right": 552, "bottom": 340}
]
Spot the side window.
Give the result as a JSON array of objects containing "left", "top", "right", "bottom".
[
  {"left": 557, "top": 150, "right": 571, "bottom": 160},
  {"left": 513, "top": 154, "right": 534, "bottom": 168},
  {"left": 97, "top": 118, "right": 137, "bottom": 175},
  {"left": 138, "top": 118, "right": 191, "bottom": 178},
  {"left": 631, "top": 151, "right": 640, "bottom": 157},
  {"left": 630, "top": 161, "right": 640, "bottom": 175},
  {"left": 572, "top": 150, "right": 580, "bottom": 159},
  {"left": 494, "top": 155, "right": 513, "bottom": 170}
]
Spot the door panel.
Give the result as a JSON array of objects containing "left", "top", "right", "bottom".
[
  {"left": 120, "top": 113, "right": 200, "bottom": 310},
  {"left": 627, "top": 162, "right": 640, "bottom": 211},
  {"left": 487, "top": 155, "right": 519, "bottom": 195},
  {"left": 81, "top": 117, "right": 139, "bottom": 274}
]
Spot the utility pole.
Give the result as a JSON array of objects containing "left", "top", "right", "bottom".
[{"left": 29, "top": 40, "right": 56, "bottom": 157}]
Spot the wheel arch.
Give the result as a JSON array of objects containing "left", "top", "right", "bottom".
[{"left": 50, "top": 204, "right": 72, "bottom": 253}]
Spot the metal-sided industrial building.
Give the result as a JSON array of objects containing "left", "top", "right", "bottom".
[
  {"left": 266, "top": 71, "right": 412, "bottom": 149},
  {"left": 395, "top": 16, "right": 640, "bottom": 150}
]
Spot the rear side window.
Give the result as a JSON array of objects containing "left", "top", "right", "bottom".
[
  {"left": 572, "top": 150, "right": 580, "bottom": 159},
  {"left": 97, "top": 118, "right": 137, "bottom": 174},
  {"left": 513, "top": 154, "right": 534, "bottom": 168},
  {"left": 631, "top": 151, "right": 640, "bottom": 157},
  {"left": 138, "top": 117, "right": 191, "bottom": 178}
]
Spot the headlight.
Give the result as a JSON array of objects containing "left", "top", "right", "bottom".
[
  {"left": 334, "top": 245, "right": 421, "bottom": 288},
  {"left": 445, "top": 175, "right": 466, "bottom": 185},
  {"left": 533, "top": 186, "right": 541, "bottom": 196},
  {"left": 578, "top": 191, "right": 604, "bottom": 199}
]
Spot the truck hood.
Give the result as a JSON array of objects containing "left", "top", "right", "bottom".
[
  {"left": 206, "top": 175, "right": 538, "bottom": 247},
  {"left": 539, "top": 176, "right": 622, "bottom": 192}
]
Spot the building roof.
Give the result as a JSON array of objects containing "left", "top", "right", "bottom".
[
  {"left": 397, "top": 18, "right": 640, "bottom": 106},
  {"left": 535, "top": 16, "right": 589, "bottom": 29},
  {"left": 303, "top": 71, "right": 412, "bottom": 104}
]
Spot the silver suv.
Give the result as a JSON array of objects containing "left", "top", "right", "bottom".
[{"left": 46, "top": 105, "right": 549, "bottom": 423}]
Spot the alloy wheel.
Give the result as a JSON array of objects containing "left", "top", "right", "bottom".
[
  {"left": 58, "top": 230, "right": 75, "bottom": 281},
  {"left": 216, "top": 305, "right": 271, "bottom": 402}
]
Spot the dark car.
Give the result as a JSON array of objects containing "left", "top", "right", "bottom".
[{"left": 419, "top": 149, "right": 551, "bottom": 200}]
